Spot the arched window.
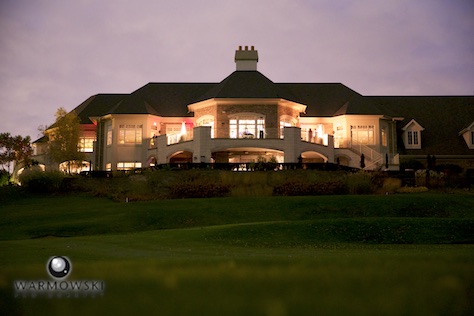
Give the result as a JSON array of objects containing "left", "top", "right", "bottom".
[
  {"left": 59, "top": 161, "right": 92, "bottom": 173},
  {"left": 279, "top": 116, "right": 297, "bottom": 138},
  {"left": 229, "top": 113, "right": 265, "bottom": 139},
  {"left": 197, "top": 115, "right": 215, "bottom": 138}
]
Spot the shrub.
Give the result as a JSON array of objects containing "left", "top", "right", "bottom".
[
  {"left": 396, "top": 186, "right": 429, "bottom": 193},
  {"left": 415, "top": 169, "right": 445, "bottom": 188},
  {"left": 169, "top": 182, "right": 231, "bottom": 199},
  {"left": 0, "top": 169, "right": 10, "bottom": 186},
  {"left": 381, "top": 177, "right": 402, "bottom": 193},
  {"left": 152, "top": 169, "right": 232, "bottom": 199},
  {"left": 434, "top": 164, "right": 463, "bottom": 175},
  {"left": 345, "top": 172, "right": 375, "bottom": 195},
  {"left": 400, "top": 159, "right": 424, "bottom": 171},
  {"left": 273, "top": 179, "right": 346, "bottom": 196},
  {"left": 19, "top": 168, "right": 64, "bottom": 193}
]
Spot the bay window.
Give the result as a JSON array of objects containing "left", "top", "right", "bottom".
[
  {"left": 118, "top": 124, "right": 142, "bottom": 144},
  {"left": 229, "top": 114, "right": 265, "bottom": 139}
]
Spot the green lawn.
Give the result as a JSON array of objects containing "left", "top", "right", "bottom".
[{"left": 0, "top": 193, "right": 473, "bottom": 315}]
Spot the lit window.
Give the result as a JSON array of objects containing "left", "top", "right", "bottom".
[
  {"left": 229, "top": 114, "right": 265, "bottom": 139},
  {"left": 117, "top": 162, "right": 142, "bottom": 170},
  {"left": 350, "top": 125, "right": 375, "bottom": 145},
  {"left": 197, "top": 116, "right": 215, "bottom": 138},
  {"left": 381, "top": 128, "right": 387, "bottom": 147},
  {"left": 166, "top": 124, "right": 182, "bottom": 134},
  {"left": 280, "top": 117, "right": 297, "bottom": 138},
  {"left": 150, "top": 125, "right": 158, "bottom": 138},
  {"left": 78, "top": 137, "right": 95, "bottom": 152},
  {"left": 59, "top": 161, "right": 91, "bottom": 173},
  {"left": 118, "top": 124, "right": 142, "bottom": 144},
  {"left": 107, "top": 126, "right": 112, "bottom": 145},
  {"left": 105, "top": 163, "right": 111, "bottom": 171}
]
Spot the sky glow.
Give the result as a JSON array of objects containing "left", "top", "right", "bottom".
[{"left": 1, "top": 0, "right": 473, "bottom": 140}]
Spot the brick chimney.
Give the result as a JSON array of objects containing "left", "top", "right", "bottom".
[{"left": 234, "top": 45, "right": 258, "bottom": 71}]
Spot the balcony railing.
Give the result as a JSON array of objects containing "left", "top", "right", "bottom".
[
  {"left": 167, "top": 131, "right": 194, "bottom": 145},
  {"left": 304, "top": 134, "right": 329, "bottom": 146}
]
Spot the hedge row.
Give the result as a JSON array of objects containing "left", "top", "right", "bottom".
[
  {"left": 273, "top": 180, "right": 347, "bottom": 196},
  {"left": 13, "top": 168, "right": 446, "bottom": 201}
]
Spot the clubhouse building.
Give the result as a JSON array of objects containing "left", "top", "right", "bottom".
[{"left": 32, "top": 46, "right": 474, "bottom": 172}]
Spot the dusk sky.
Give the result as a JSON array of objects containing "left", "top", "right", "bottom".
[{"left": 1, "top": 0, "right": 473, "bottom": 141}]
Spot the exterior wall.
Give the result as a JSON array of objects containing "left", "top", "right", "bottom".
[
  {"left": 218, "top": 102, "right": 277, "bottom": 138},
  {"left": 102, "top": 114, "right": 148, "bottom": 171},
  {"left": 193, "top": 100, "right": 295, "bottom": 139},
  {"left": 99, "top": 112, "right": 389, "bottom": 170},
  {"left": 192, "top": 126, "right": 212, "bottom": 162},
  {"left": 33, "top": 109, "right": 402, "bottom": 172},
  {"left": 195, "top": 103, "right": 218, "bottom": 133},
  {"left": 331, "top": 116, "right": 348, "bottom": 148},
  {"left": 148, "top": 126, "right": 335, "bottom": 165}
]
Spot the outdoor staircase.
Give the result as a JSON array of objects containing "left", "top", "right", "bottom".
[{"left": 338, "top": 144, "right": 399, "bottom": 171}]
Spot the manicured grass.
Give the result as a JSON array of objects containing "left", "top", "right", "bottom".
[
  {"left": 1, "top": 192, "right": 473, "bottom": 240},
  {"left": 0, "top": 193, "right": 473, "bottom": 315}
]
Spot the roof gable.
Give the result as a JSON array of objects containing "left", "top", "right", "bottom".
[
  {"left": 402, "top": 119, "right": 425, "bottom": 131},
  {"left": 197, "top": 71, "right": 280, "bottom": 100},
  {"left": 459, "top": 121, "right": 474, "bottom": 135}
]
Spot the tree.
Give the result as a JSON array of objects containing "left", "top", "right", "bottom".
[
  {"left": 13, "top": 135, "right": 33, "bottom": 167},
  {"left": 45, "top": 107, "right": 85, "bottom": 174},
  {"left": 0, "top": 132, "right": 15, "bottom": 173},
  {"left": 0, "top": 132, "right": 33, "bottom": 181}
]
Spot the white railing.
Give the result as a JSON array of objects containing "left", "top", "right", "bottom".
[
  {"left": 363, "top": 153, "right": 399, "bottom": 170},
  {"left": 349, "top": 143, "right": 382, "bottom": 162},
  {"left": 167, "top": 131, "right": 193, "bottom": 145}
]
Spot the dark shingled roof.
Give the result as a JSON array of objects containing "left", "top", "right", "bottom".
[
  {"left": 68, "top": 73, "right": 362, "bottom": 119},
  {"left": 376, "top": 96, "right": 474, "bottom": 155},
  {"left": 117, "top": 83, "right": 216, "bottom": 116},
  {"left": 71, "top": 94, "right": 127, "bottom": 124},
  {"left": 333, "top": 96, "right": 399, "bottom": 116},
  {"left": 331, "top": 95, "right": 474, "bottom": 155},
  {"left": 196, "top": 71, "right": 281, "bottom": 100},
  {"left": 62, "top": 69, "right": 473, "bottom": 157},
  {"left": 277, "top": 83, "right": 361, "bottom": 116}
]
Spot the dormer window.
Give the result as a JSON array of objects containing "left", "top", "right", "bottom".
[
  {"left": 459, "top": 121, "right": 474, "bottom": 149},
  {"left": 407, "top": 130, "right": 419, "bottom": 146},
  {"left": 402, "top": 119, "right": 424, "bottom": 149}
]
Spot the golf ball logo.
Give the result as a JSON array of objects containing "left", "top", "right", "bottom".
[{"left": 47, "top": 256, "right": 71, "bottom": 279}]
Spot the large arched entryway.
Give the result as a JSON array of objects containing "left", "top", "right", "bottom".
[
  {"left": 168, "top": 151, "right": 193, "bottom": 163},
  {"left": 212, "top": 147, "right": 284, "bottom": 163},
  {"left": 59, "top": 161, "right": 92, "bottom": 173},
  {"left": 300, "top": 151, "right": 327, "bottom": 163}
]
